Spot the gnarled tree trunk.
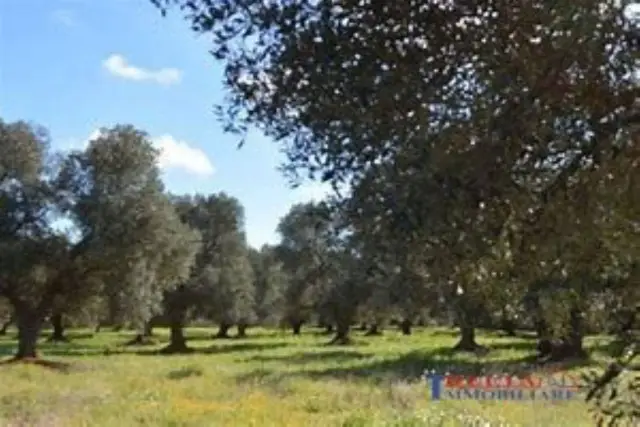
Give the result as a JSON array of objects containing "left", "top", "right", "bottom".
[
  {"left": 143, "top": 320, "right": 154, "bottom": 337},
  {"left": 532, "top": 295, "right": 553, "bottom": 357},
  {"left": 168, "top": 321, "right": 187, "bottom": 351},
  {"left": 454, "top": 324, "right": 479, "bottom": 351},
  {"left": 15, "top": 308, "right": 43, "bottom": 359},
  {"left": 126, "top": 319, "right": 157, "bottom": 346},
  {"left": 291, "top": 320, "right": 303, "bottom": 335},
  {"left": 162, "top": 311, "right": 189, "bottom": 353},
  {"left": 364, "top": 323, "right": 382, "bottom": 336},
  {"left": 400, "top": 319, "right": 412, "bottom": 335},
  {"left": 329, "top": 318, "right": 352, "bottom": 345},
  {"left": 544, "top": 307, "right": 587, "bottom": 361},
  {"left": 237, "top": 323, "right": 247, "bottom": 338},
  {"left": 534, "top": 299, "right": 587, "bottom": 361},
  {"left": 563, "top": 307, "right": 586, "bottom": 357},
  {"left": 452, "top": 303, "right": 486, "bottom": 353},
  {"left": 215, "top": 322, "right": 231, "bottom": 339},
  {"left": 161, "top": 286, "right": 191, "bottom": 353},
  {"left": 48, "top": 313, "right": 68, "bottom": 342},
  {"left": 500, "top": 309, "right": 517, "bottom": 337}
]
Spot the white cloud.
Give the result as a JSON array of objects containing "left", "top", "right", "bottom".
[
  {"left": 51, "top": 9, "right": 77, "bottom": 27},
  {"left": 102, "top": 54, "right": 182, "bottom": 85},
  {"left": 86, "top": 129, "right": 103, "bottom": 144},
  {"left": 65, "top": 129, "right": 213, "bottom": 176},
  {"left": 152, "top": 134, "right": 215, "bottom": 176}
]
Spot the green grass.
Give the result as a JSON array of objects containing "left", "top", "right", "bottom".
[{"left": 0, "top": 327, "right": 621, "bottom": 426}]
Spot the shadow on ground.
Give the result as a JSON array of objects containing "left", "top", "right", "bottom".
[
  {"left": 0, "top": 338, "right": 108, "bottom": 357},
  {"left": 0, "top": 333, "right": 291, "bottom": 358},
  {"left": 235, "top": 346, "right": 595, "bottom": 387},
  {"left": 588, "top": 337, "right": 628, "bottom": 358},
  {"left": 244, "top": 349, "right": 370, "bottom": 365},
  {"left": 428, "top": 329, "right": 460, "bottom": 337},
  {"left": 480, "top": 340, "right": 538, "bottom": 352},
  {"left": 132, "top": 341, "right": 290, "bottom": 356}
]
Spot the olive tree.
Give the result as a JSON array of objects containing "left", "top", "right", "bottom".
[{"left": 0, "top": 120, "right": 198, "bottom": 359}]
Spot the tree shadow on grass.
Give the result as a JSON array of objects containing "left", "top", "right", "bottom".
[
  {"left": 132, "top": 341, "right": 289, "bottom": 356},
  {"left": 0, "top": 331, "right": 97, "bottom": 341},
  {"left": 166, "top": 365, "right": 204, "bottom": 380},
  {"left": 184, "top": 328, "right": 280, "bottom": 341},
  {"left": 587, "top": 337, "right": 629, "bottom": 358},
  {"left": 487, "top": 336, "right": 623, "bottom": 360},
  {"left": 60, "top": 332, "right": 97, "bottom": 340},
  {"left": 38, "top": 343, "right": 107, "bottom": 357},
  {"left": 0, "top": 337, "right": 110, "bottom": 358},
  {"left": 479, "top": 340, "right": 538, "bottom": 352},
  {"left": 312, "top": 349, "right": 593, "bottom": 383},
  {"left": 183, "top": 330, "right": 217, "bottom": 341},
  {"left": 37, "top": 330, "right": 98, "bottom": 341},
  {"left": 311, "top": 329, "right": 336, "bottom": 336},
  {"left": 428, "top": 329, "right": 460, "bottom": 337},
  {"left": 244, "top": 349, "right": 371, "bottom": 365},
  {"left": 479, "top": 329, "right": 539, "bottom": 339},
  {"left": 236, "top": 346, "right": 596, "bottom": 388}
]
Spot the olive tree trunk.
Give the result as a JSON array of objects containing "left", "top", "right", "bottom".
[
  {"left": 162, "top": 310, "right": 189, "bottom": 354},
  {"left": 15, "top": 308, "right": 43, "bottom": 359},
  {"left": 237, "top": 323, "right": 248, "bottom": 338},
  {"left": 48, "top": 313, "right": 68, "bottom": 342},
  {"left": 143, "top": 321, "right": 154, "bottom": 337},
  {"left": 364, "top": 323, "right": 382, "bottom": 336},
  {"left": 452, "top": 300, "right": 486, "bottom": 353},
  {"left": 329, "top": 321, "right": 351, "bottom": 345},
  {"left": 291, "top": 320, "right": 303, "bottom": 335},
  {"left": 400, "top": 319, "right": 412, "bottom": 335},
  {"left": 215, "top": 322, "right": 231, "bottom": 339}
]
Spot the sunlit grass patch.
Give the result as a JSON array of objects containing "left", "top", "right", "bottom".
[{"left": 0, "top": 326, "right": 615, "bottom": 426}]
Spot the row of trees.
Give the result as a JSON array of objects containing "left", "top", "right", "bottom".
[
  {"left": 0, "top": 121, "right": 423, "bottom": 357},
  {"left": 0, "top": 121, "right": 293, "bottom": 355},
  {"left": 2, "top": 0, "right": 638, "bottom": 423},
  {"left": 1, "top": 2, "right": 637, "bottom": 361},
  {"left": 3, "top": 121, "right": 633, "bottom": 356},
  {"left": 148, "top": 0, "right": 639, "bottom": 424}
]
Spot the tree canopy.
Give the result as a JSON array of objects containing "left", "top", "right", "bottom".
[
  {"left": 0, "top": 120, "right": 198, "bottom": 358},
  {"left": 150, "top": 0, "right": 639, "bottom": 423}
]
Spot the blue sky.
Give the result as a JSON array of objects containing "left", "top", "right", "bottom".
[{"left": 0, "top": 0, "right": 332, "bottom": 248}]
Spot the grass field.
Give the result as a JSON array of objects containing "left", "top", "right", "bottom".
[{"left": 0, "top": 327, "right": 623, "bottom": 426}]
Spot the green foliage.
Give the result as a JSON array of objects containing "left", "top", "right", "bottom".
[
  {"left": 0, "top": 327, "right": 620, "bottom": 426},
  {"left": 150, "top": 0, "right": 640, "bottom": 421},
  {"left": 275, "top": 202, "right": 336, "bottom": 325},
  {"left": 0, "top": 120, "right": 198, "bottom": 355},
  {"left": 249, "top": 245, "right": 288, "bottom": 324},
  {"left": 172, "top": 193, "right": 255, "bottom": 326},
  {"left": 582, "top": 346, "right": 639, "bottom": 426}
]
